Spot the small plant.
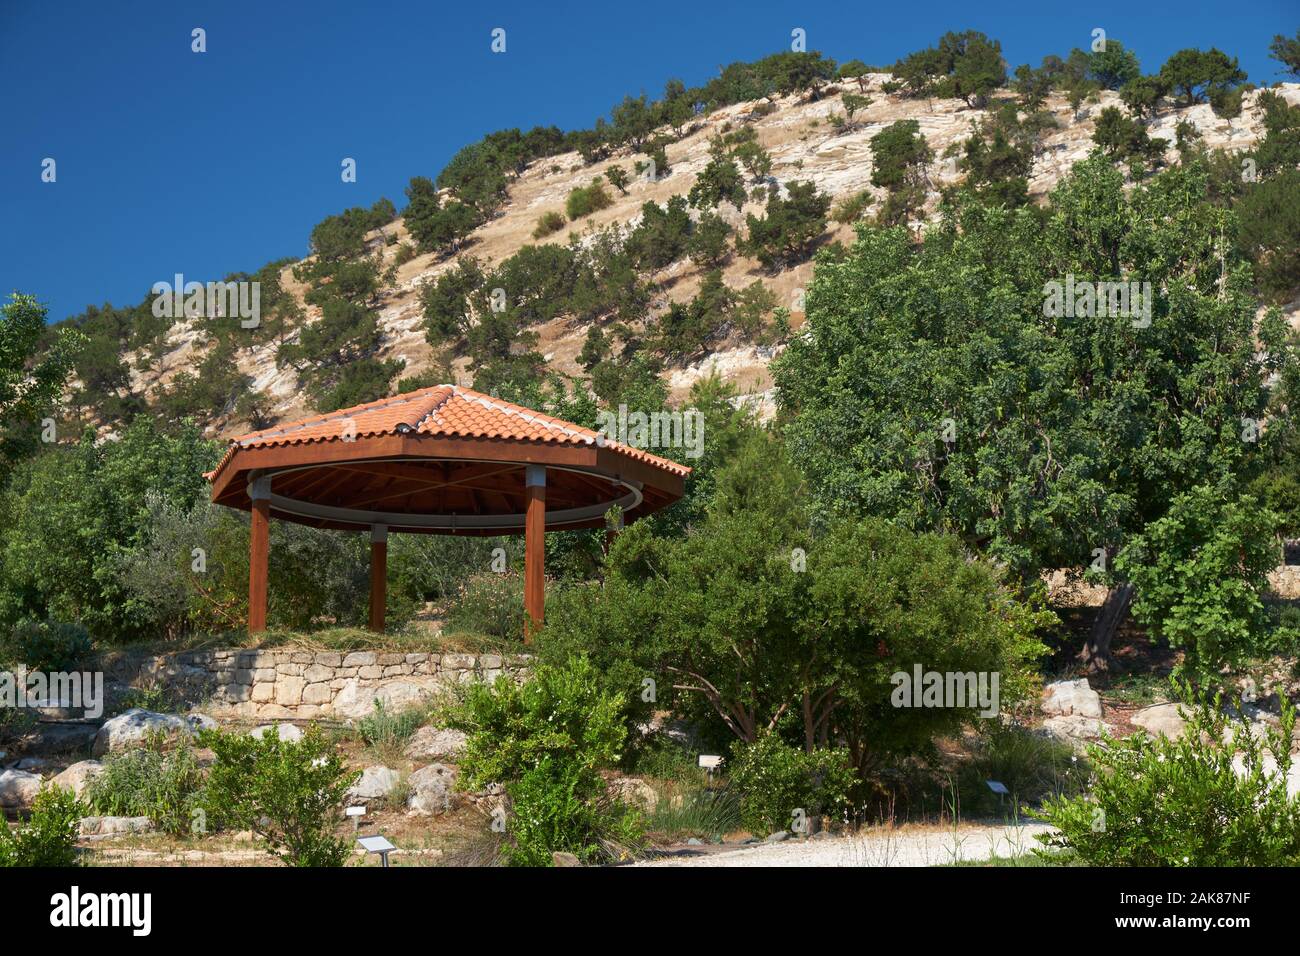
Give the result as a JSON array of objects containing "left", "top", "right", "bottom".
[
  {"left": 85, "top": 732, "right": 207, "bottom": 837},
  {"left": 199, "top": 724, "right": 358, "bottom": 867},
  {"left": 831, "top": 189, "right": 874, "bottom": 224},
  {"left": 444, "top": 571, "right": 526, "bottom": 641},
  {"left": 645, "top": 786, "right": 740, "bottom": 841},
  {"left": 355, "top": 699, "right": 433, "bottom": 763},
  {"left": 565, "top": 179, "right": 613, "bottom": 220},
  {"left": 728, "top": 734, "right": 856, "bottom": 835},
  {"left": 956, "top": 723, "right": 1088, "bottom": 817},
  {"left": 532, "top": 210, "right": 566, "bottom": 239},
  {"left": 1038, "top": 684, "right": 1300, "bottom": 866},
  {"left": 0, "top": 786, "right": 84, "bottom": 867}
]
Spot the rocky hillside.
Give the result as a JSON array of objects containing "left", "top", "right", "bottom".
[{"left": 122, "top": 76, "right": 1300, "bottom": 438}]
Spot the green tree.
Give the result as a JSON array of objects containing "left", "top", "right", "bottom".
[
  {"left": 1269, "top": 30, "right": 1300, "bottom": 79},
  {"left": 687, "top": 139, "right": 747, "bottom": 210},
  {"left": 0, "top": 293, "right": 86, "bottom": 485},
  {"left": 773, "top": 156, "right": 1296, "bottom": 672},
  {"left": 1159, "top": 47, "right": 1248, "bottom": 105},
  {"left": 741, "top": 181, "right": 831, "bottom": 270}
]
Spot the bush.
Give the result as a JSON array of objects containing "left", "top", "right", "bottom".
[
  {"left": 956, "top": 723, "right": 1088, "bottom": 816},
  {"left": 199, "top": 725, "right": 357, "bottom": 867},
  {"left": 444, "top": 571, "right": 526, "bottom": 641},
  {"left": 1038, "top": 688, "right": 1300, "bottom": 865},
  {"left": 0, "top": 786, "right": 84, "bottom": 867},
  {"left": 2, "top": 620, "right": 92, "bottom": 671},
  {"left": 443, "top": 656, "right": 643, "bottom": 866},
  {"left": 565, "top": 180, "right": 613, "bottom": 220},
  {"left": 729, "top": 734, "right": 856, "bottom": 835},
  {"left": 741, "top": 180, "right": 831, "bottom": 269},
  {"left": 831, "top": 189, "right": 873, "bottom": 224},
  {"left": 355, "top": 699, "right": 434, "bottom": 762},
  {"left": 532, "top": 211, "right": 566, "bottom": 239},
  {"left": 85, "top": 733, "right": 206, "bottom": 837}
]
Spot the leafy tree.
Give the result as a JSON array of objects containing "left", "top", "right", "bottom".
[
  {"left": 773, "top": 156, "right": 1297, "bottom": 672},
  {"left": 420, "top": 258, "right": 484, "bottom": 343},
  {"left": 0, "top": 417, "right": 218, "bottom": 641},
  {"left": 1092, "top": 106, "right": 1168, "bottom": 166},
  {"left": 688, "top": 139, "right": 747, "bottom": 210},
  {"left": 605, "top": 165, "right": 629, "bottom": 195},
  {"left": 870, "top": 120, "right": 932, "bottom": 225},
  {"left": 1237, "top": 169, "right": 1300, "bottom": 302},
  {"left": 1081, "top": 38, "right": 1141, "bottom": 90},
  {"left": 959, "top": 103, "right": 1035, "bottom": 207},
  {"left": 1117, "top": 487, "right": 1279, "bottom": 675},
  {"left": 403, "top": 176, "right": 478, "bottom": 255},
  {"left": 890, "top": 31, "right": 1006, "bottom": 107},
  {"left": 1271, "top": 30, "right": 1300, "bottom": 79},
  {"left": 741, "top": 181, "right": 831, "bottom": 270},
  {"left": 0, "top": 294, "right": 85, "bottom": 485},
  {"left": 626, "top": 195, "right": 692, "bottom": 270},
  {"left": 1159, "top": 47, "right": 1247, "bottom": 105},
  {"left": 687, "top": 210, "right": 733, "bottom": 267},
  {"left": 1119, "top": 74, "right": 1168, "bottom": 119}
]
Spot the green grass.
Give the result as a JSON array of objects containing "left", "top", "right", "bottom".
[
  {"left": 645, "top": 786, "right": 740, "bottom": 842},
  {"left": 944, "top": 850, "right": 1077, "bottom": 867}
]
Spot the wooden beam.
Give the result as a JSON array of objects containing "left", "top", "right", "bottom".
[
  {"left": 369, "top": 525, "right": 388, "bottom": 633},
  {"left": 248, "top": 478, "right": 271, "bottom": 633},
  {"left": 524, "top": 465, "right": 545, "bottom": 643}
]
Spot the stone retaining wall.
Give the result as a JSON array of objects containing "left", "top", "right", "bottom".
[{"left": 108, "top": 648, "right": 528, "bottom": 721}]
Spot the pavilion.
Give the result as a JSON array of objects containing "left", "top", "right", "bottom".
[{"left": 206, "top": 384, "right": 691, "bottom": 641}]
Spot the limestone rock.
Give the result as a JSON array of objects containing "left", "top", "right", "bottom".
[
  {"left": 1041, "top": 679, "right": 1103, "bottom": 719},
  {"left": 608, "top": 776, "right": 659, "bottom": 812},
  {"left": 1132, "top": 702, "right": 1188, "bottom": 740},
  {"left": 0, "top": 769, "right": 43, "bottom": 809},
  {"left": 250, "top": 723, "right": 303, "bottom": 743},
  {"left": 92, "top": 709, "right": 201, "bottom": 757},
  {"left": 51, "top": 760, "right": 104, "bottom": 799},
  {"left": 404, "top": 726, "right": 467, "bottom": 761},
  {"left": 333, "top": 679, "right": 435, "bottom": 720},
  {"left": 79, "top": 816, "right": 155, "bottom": 838},
  {"left": 347, "top": 766, "right": 401, "bottom": 804},
  {"left": 406, "top": 763, "right": 457, "bottom": 816}
]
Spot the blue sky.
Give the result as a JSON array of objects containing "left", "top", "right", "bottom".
[{"left": 2, "top": 0, "right": 1294, "bottom": 324}]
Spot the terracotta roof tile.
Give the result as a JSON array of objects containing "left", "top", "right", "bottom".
[{"left": 207, "top": 385, "right": 692, "bottom": 482}]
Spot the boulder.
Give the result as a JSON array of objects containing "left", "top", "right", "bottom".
[
  {"left": 0, "top": 769, "right": 42, "bottom": 809},
  {"left": 607, "top": 776, "right": 659, "bottom": 812},
  {"left": 92, "top": 709, "right": 201, "bottom": 757},
  {"left": 551, "top": 851, "right": 581, "bottom": 867},
  {"left": 79, "top": 816, "right": 154, "bottom": 838},
  {"left": 333, "top": 680, "right": 436, "bottom": 720},
  {"left": 347, "top": 766, "right": 401, "bottom": 804},
  {"left": 403, "top": 726, "right": 467, "bottom": 761},
  {"left": 51, "top": 760, "right": 104, "bottom": 799},
  {"left": 1132, "top": 702, "right": 1188, "bottom": 740},
  {"left": 1041, "top": 679, "right": 1103, "bottom": 719},
  {"left": 250, "top": 724, "right": 303, "bottom": 743},
  {"left": 406, "top": 763, "right": 457, "bottom": 816}
]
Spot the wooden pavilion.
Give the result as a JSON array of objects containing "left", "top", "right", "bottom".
[{"left": 206, "top": 385, "right": 690, "bottom": 641}]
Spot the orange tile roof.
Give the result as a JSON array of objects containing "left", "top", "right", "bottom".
[{"left": 207, "top": 384, "right": 692, "bottom": 481}]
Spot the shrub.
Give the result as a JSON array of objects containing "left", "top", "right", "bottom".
[
  {"left": 444, "top": 571, "right": 526, "bottom": 641},
  {"left": 741, "top": 180, "right": 831, "bottom": 269},
  {"left": 729, "top": 734, "right": 856, "bottom": 835},
  {"left": 686, "top": 210, "right": 732, "bottom": 267},
  {"left": 532, "top": 210, "right": 566, "bottom": 239},
  {"left": 565, "top": 179, "right": 613, "bottom": 220},
  {"left": 355, "top": 699, "right": 434, "bottom": 763},
  {"left": 199, "top": 725, "right": 357, "bottom": 867},
  {"left": 443, "top": 656, "right": 643, "bottom": 865},
  {"left": 831, "top": 189, "right": 873, "bottom": 224},
  {"left": 2, "top": 620, "right": 92, "bottom": 671},
  {"left": 956, "top": 723, "right": 1089, "bottom": 817},
  {"left": 1038, "top": 688, "right": 1300, "bottom": 865},
  {"left": 0, "top": 786, "right": 84, "bottom": 867},
  {"left": 645, "top": 786, "right": 740, "bottom": 841},
  {"left": 85, "top": 733, "right": 206, "bottom": 837}
]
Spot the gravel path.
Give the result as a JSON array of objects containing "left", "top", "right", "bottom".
[{"left": 636, "top": 822, "right": 1056, "bottom": 867}]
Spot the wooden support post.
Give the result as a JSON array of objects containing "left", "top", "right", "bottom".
[
  {"left": 248, "top": 476, "right": 271, "bottom": 634},
  {"left": 524, "top": 465, "right": 546, "bottom": 642},
  {"left": 369, "top": 524, "right": 388, "bottom": 633}
]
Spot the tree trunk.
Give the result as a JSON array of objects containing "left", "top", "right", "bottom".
[{"left": 1079, "top": 582, "right": 1134, "bottom": 674}]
